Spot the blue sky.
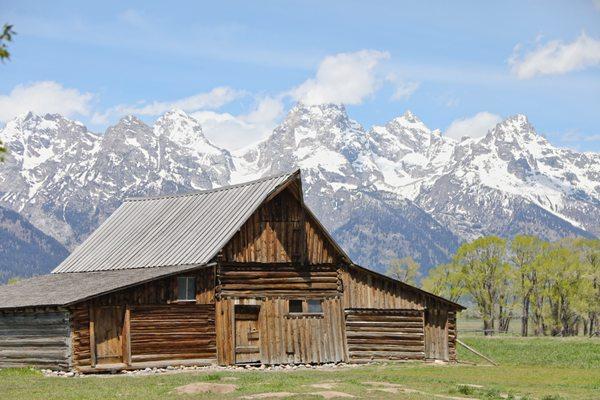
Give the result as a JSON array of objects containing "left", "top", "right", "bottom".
[{"left": 1, "top": 0, "right": 599, "bottom": 150}]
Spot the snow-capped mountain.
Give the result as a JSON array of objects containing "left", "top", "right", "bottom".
[
  {"left": 0, "top": 104, "right": 597, "bottom": 278},
  {"left": 414, "top": 115, "right": 600, "bottom": 240},
  {"left": 0, "top": 111, "right": 233, "bottom": 248}
]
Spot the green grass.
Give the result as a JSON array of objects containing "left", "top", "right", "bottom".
[{"left": 0, "top": 337, "right": 598, "bottom": 400}]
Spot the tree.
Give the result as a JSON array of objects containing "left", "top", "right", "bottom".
[
  {"left": 421, "top": 262, "right": 464, "bottom": 302},
  {"left": 386, "top": 256, "right": 421, "bottom": 285},
  {"left": 573, "top": 238, "right": 600, "bottom": 336},
  {"left": 0, "top": 24, "right": 15, "bottom": 61},
  {"left": 453, "top": 236, "right": 510, "bottom": 335},
  {"left": 511, "top": 235, "right": 545, "bottom": 336}
]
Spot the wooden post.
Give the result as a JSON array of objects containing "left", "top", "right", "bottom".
[
  {"left": 89, "top": 306, "right": 96, "bottom": 367},
  {"left": 456, "top": 339, "right": 498, "bottom": 366},
  {"left": 122, "top": 307, "right": 131, "bottom": 366}
]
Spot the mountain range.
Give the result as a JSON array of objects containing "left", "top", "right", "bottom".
[{"left": 0, "top": 103, "right": 598, "bottom": 282}]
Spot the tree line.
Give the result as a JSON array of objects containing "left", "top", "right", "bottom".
[{"left": 388, "top": 236, "right": 600, "bottom": 337}]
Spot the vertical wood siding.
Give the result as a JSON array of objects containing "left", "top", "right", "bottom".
[
  {"left": 216, "top": 297, "right": 345, "bottom": 365},
  {"left": 344, "top": 309, "right": 425, "bottom": 362},
  {"left": 0, "top": 308, "right": 71, "bottom": 369},
  {"left": 223, "top": 189, "right": 338, "bottom": 265}
]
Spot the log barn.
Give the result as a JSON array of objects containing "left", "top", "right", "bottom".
[{"left": 0, "top": 170, "right": 464, "bottom": 371}]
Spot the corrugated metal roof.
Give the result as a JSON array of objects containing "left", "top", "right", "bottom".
[
  {"left": 0, "top": 265, "right": 206, "bottom": 309},
  {"left": 53, "top": 170, "right": 298, "bottom": 273}
]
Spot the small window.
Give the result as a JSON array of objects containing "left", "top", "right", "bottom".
[
  {"left": 288, "top": 299, "right": 303, "bottom": 313},
  {"left": 307, "top": 299, "right": 323, "bottom": 314},
  {"left": 177, "top": 276, "right": 196, "bottom": 301}
]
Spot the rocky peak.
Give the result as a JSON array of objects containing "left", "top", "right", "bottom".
[
  {"left": 483, "top": 114, "right": 546, "bottom": 147},
  {"left": 154, "top": 109, "right": 224, "bottom": 156}
]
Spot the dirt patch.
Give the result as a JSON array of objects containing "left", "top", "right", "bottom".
[
  {"left": 309, "top": 391, "right": 355, "bottom": 399},
  {"left": 174, "top": 382, "right": 237, "bottom": 394},
  {"left": 221, "top": 376, "right": 240, "bottom": 381},
  {"left": 240, "top": 393, "right": 296, "bottom": 399},
  {"left": 310, "top": 382, "right": 338, "bottom": 389},
  {"left": 362, "top": 382, "right": 476, "bottom": 400}
]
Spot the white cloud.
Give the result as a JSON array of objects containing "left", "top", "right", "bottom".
[
  {"left": 445, "top": 112, "right": 502, "bottom": 140},
  {"left": 509, "top": 32, "right": 600, "bottom": 79},
  {"left": 192, "top": 96, "right": 284, "bottom": 150},
  {"left": 290, "top": 50, "right": 390, "bottom": 105},
  {"left": 0, "top": 81, "right": 94, "bottom": 123},
  {"left": 92, "top": 86, "right": 245, "bottom": 124},
  {"left": 594, "top": 0, "right": 600, "bottom": 11}
]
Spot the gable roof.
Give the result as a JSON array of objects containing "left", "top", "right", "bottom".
[
  {"left": 53, "top": 170, "right": 299, "bottom": 273},
  {"left": 0, "top": 264, "right": 205, "bottom": 309}
]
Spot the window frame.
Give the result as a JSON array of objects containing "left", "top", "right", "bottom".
[
  {"left": 286, "top": 298, "right": 324, "bottom": 317},
  {"left": 176, "top": 276, "right": 197, "bottom": 302}
]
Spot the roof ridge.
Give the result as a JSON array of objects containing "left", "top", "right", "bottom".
[{"left": 125, "top": 169, "right": 300, "bottom": 202}]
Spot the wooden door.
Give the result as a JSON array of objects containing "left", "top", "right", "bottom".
[
  {"left": 234, "top": 305, "right": 261, "bottom": 364},
  {"left": 425, "top": 309, "right": 449, "bottom": 361},
  {"left": 93, "top": 306, "right": 125, "bottom": 365}
]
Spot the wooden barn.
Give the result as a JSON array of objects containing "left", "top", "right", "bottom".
[{"left": 0, "top": 170, "right": 464, "bottom": 371}]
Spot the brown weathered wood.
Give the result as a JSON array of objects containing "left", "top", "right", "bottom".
[{"left": 122, "top": 307, "right": 131, "bottom": 366}]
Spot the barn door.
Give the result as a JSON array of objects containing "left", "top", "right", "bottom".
[
  {"left": 93, "top": 306, "right": 125, "bottom": 365},
  {"left": 425, "top": 308, "right": 449, "bottom": 361},
  {"left": 234, "top": 305, "right": 261, "bottom": 364}
]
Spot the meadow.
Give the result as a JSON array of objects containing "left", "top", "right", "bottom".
[{"left": 0, "top": 335, "right": 598, "bottom": 400}]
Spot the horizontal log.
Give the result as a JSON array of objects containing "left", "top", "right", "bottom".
[
  {"left": 219, "top": 290, "right": 339, "bottom": 297},
  {"left": 346, "top": 320, "right": 424, "bottom": 326},
  {"left": 348, "top": 351, "right": 425, "bottom": 359},
  {"left": 131, "top": 303, "right": 215, "bottom": 312},
  {"left": 0, "top": 359, "right": 70, "bottom": 368},
  {"left": 0, "top": 349, "right": 69, "bottom": 359},
  {"left": 220, "top": 272, "right": 339, "bottom": 279},
  {"left": 131, "top": 342, "right": 216, "bottom": 350},
  {"left": 129, "top": 332, "right": 215, "bottom": 338},
  {"left": 345, "top": 315, "right": 423, "bottom": 322},
  {"left": 0, "top": 337, "right": 68, "bottom": 347},
  {"left": 348, "top": 344, "right": 424, "bottom": 352},
  {"left": 345, "top": 326, "right": 423, "bottom": 334},
  {"left": 222, "top": 283, "right": 337, "bottom": 290},
  {"left": 346, "top": 331, "right": 423, "bottom": 338},
  {"left": 132, "top": 353, "right": 216, "bottom": 362}
]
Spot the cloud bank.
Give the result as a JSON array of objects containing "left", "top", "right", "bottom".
[
  {"left": 290, "top": 50, "right": 390, "bottom": 105},
  {"left": 510, "top": 32, "right": 600, "bottom": 79},
  {"left": 445, "top": 112, "right": 502, "bottom": 140},
  {"left": 0, "top": 81, "right": 94, "bottom": 123}
]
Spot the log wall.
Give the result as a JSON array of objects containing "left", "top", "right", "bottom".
[
  {"left": 448, "top": 311, "right": 457, "bottom": 362},
  {"left": 129, "top": 304, "right": 216, "bottom": 364},
  {"left": 223, "top": 189, "right": 338, "bottom": 265},
  {"left": 0, "top": 308, "right": 71, "bottom": 369},
  {"left": 70, "top": 305, "right": 91, "bottom": 368},
  {"left": 345, "top": 309, "right": 425, "bottom": 362},
  {"left": 217, "top": 263, "right": 341, "bottom": 299},
  {"left": 70, "top": 267, "right": 216, "bottom": 369},
  {"left": 340, "top": 265, "right": 460, "bottom": 362}
]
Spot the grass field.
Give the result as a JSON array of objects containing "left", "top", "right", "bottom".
[{"left": 1, "top": 336, "right": 598, "bottom": 400}]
